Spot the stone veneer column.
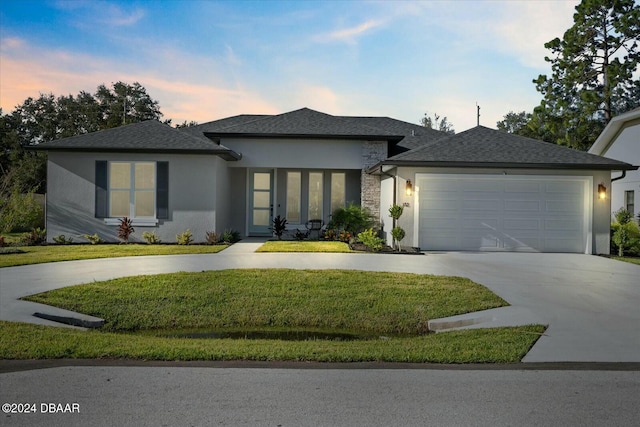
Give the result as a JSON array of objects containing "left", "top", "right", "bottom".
[{"left": 361, "top": 141, "right": 387, "bottom": 221}]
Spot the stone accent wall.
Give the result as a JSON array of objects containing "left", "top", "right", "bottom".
[{"left": 361, "top": 141, "right": 387, "bottom": 220}]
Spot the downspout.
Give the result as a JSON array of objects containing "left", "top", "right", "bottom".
[
  {"left": 611, "top": 170, "right": 626, "bottom": 182},
  {"left": 380, "top": 169, "right": 397, "bottom": 229}
]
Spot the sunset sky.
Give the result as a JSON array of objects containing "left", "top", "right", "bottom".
[{"left": 0, "top": 0, "right": 579, "bottom": 131}]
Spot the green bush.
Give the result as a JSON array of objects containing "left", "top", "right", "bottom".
[
  {"left": 176, "top": 229, "right": 193, "bottom": 245},
  {"left": 357, "top": 228, "right": 384, "bottom": 252},
  {"left": 53, "top": 235, "right": 74, "bottom": 245},
  {"left": 20, "top": 228, "right": 46, "bottom": 246},
  {"left": 611, "top": 221, "right": 640, "bottom": 256},
  {"left": 83, "top": 233, "right": 104, "bottom": 245},
  {"left": 142, "top": 231, "right": 161, "bottom": 244},
  {"left": 222, "top": 229, "right": 240, "bottom": 244},
  {"left": 0, "top": 190, "right": 44, "bottom": 233},
  {"left": 328, "top": 203, "right": 375, "bottom": 236},
  {"left": 391, "top": 226, "right": 406, "bottom": 250}
]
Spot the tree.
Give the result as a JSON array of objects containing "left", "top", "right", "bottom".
[
  {"left": 1, "top": 82, "right": 164, "bottom": 196},
  {"left": 533, "top": 0, "right": 640, "bottom": 150},
  {"left": 496, "top": 111, "right": 532, "bottom": 135},
  {"left": 420, "top": 112, "right": 455, "bottom": 134}
]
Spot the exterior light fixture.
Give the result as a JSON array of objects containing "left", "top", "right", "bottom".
[
  {"left": 406, "top": 180, "right": 413, "bottom": 196},
  {"left": 598, "top": 183, "right": 607, "bottom": 200}
]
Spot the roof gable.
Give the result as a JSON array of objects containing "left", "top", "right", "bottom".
[
  {"left": 381, "top": 126, "right": 635, "bottom": 171},
  {"left": 588, "top": 108, "right": 640, "bottom": 156}
]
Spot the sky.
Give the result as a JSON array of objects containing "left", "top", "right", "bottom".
[{"left": 0, "top": 0, "right": 581, "bottom": 131}]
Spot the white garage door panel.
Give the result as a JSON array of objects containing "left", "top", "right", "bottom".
[{"left": 417, "top": 175, "right": 589, "bottom": 253}]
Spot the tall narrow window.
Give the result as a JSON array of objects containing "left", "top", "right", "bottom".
[
  {"left": 625, "top": 190, "right": 635, "bottom": 215},
  {"left": 109, "top": 162, "right": 156, "bottom": 218},
  {"left": 286, "top": 171, "right": 301, "bottom": 223},
  {"left": 308, "top": 172, "right": 323, "bottom": 220},
  {"left": 331, "top": 172, "right": 345, "bottom": 215}
]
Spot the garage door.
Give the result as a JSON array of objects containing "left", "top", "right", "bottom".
[{"left": 416, "top": 175, "right": 589, "bottom": 253}]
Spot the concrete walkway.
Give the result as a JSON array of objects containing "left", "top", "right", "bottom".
[{"left": 1, "top": 240, "right": 639, "bottom": 362}]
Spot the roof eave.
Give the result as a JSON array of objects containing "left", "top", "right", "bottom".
[
  {"left": 374, "top": 160, "right": 638, "bottom": 171},
  {"left": 204, "top": 132, "right": 404, "bottom": 142},
  {"left": 28, "top": 145, "right": 242, "bottom": 160}
]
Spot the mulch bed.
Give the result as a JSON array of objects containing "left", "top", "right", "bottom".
[{"left": 348, "top": 243, "right": 423, "bottom": 255}]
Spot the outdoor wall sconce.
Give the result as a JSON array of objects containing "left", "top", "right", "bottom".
[
  {"left": 406, "top": 180, "right": 413, "bottom": 196},
  {"left": 598, "top": 183, "right": 607, "bottom": 200}
]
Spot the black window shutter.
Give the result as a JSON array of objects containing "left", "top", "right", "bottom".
[
  {"left": 156, "top": 162, "right": 169, "bottom": 219},
  {"left": 95, "top": 161, "right": 108, "bottom": 218}
]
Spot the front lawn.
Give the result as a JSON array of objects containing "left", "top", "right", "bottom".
[
  {"left": 612, "top": 256, "right": 640, "bottom": 266},
  {"left": 0, "top": 244, "right": 227, "bottom": 268},
  {"left": 4, "top": 269, "right": 546, "bottom": 363},
  {"left": 256, "top": 241, "right": 352, "bottom": 253}
]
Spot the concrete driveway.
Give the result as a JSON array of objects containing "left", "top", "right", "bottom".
[{"left": 1, "top": 242, "right": 638, "bottom": 362}]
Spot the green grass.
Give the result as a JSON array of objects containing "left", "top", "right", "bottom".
[
  {"left": 256, "top": 241, "right": 352, "bottom": 253},
  {"left": 7, "top": 269, "right": 547, "bottom": 363},
  {"left": 24, "top": 269, "right": 508, "bottom": 334},
  {"left": 0, "top": 244, "right": 227, "bottom": 268},
  {"left": 612, "top": 256, "right": 640, "bottom": 265},
  {"left": 0, "top": 321, "right": 545, "bottom": 363}
]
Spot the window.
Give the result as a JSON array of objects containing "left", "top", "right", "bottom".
[
  {"left": 308, "top": 172, "right": 323, "bottom": 220},
  {"left": 286, "top": 172, "right": 301, "bottom": 223},
  {"left": 625, "top": 190, "right": 635, "bottom": 215},
  {"left": 331, "top": 172, "right": 345, "bottom": 214},
  {"left": 95, "top": 161, "right": 168, "bottom": 221}
]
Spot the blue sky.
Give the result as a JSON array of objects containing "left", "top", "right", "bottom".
[{"left": 0, "top": 0, "right": 580, "bottom": 131}]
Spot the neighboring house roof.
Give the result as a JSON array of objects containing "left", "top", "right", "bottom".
[
  {"left": 197, "top": 108, "right": 407, "bottom": 142},
  {"left": 588, "top": 108, "right": 640, "bottom": 156},
  {"left": 370, "top": 126, "right": 637, "bottom": 172},
  {"left": 31, "top": 120, "right": 242, "bottom": 160}
]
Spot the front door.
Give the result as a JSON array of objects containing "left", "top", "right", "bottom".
[{"left": 249, "top": 170, "right": 273, "bottom": 235}]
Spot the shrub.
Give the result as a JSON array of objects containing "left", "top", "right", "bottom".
[
  {"left": 117, "top": 217, "right": 135, "bottom": 244},
  {"left": 176, "top": 229, "right": 193, "bottom": 245},
  {"left": 389, "top": 204, "right": 404, "bottom": 221},
  {"left": 391, "top": 226, "right": 406, "bottom": 251},
  {"left": 222, "top": 229, "right": 240, "bottom": 244},
  {"left": 0, "top": 236, "right": 6, "bottom": 247},
  {"left": 328, "top": 203, "right": 375, "bottom": 236},
  {"left": 357, "top": 228, "right": 384, "bottom": 252},
  {"left": 295, "top": 229, "right": 308, "bottom": 241},
  {"left": 83, "top": 233, "right": 104, "bottom": 245},
  {"left": 21, "top": 227, "right": 46, "bottom": 246},
  {"left": 53, "top": 235, "right": 74, "bottom": 245},
  {"left": 205, "top": 231, "right": 220, "bottom": 245},
  {"left": 0, "top": 190, "right": 44, "bottom": 233},
  {"left": 142, "top": 231, "right": 161, "bottom": 244},
  {"left": 271, "top": 215, "right": 288, "bottom": 240},
  {"left": 611, "top": 208, "right": 640, "bottom": 256}
]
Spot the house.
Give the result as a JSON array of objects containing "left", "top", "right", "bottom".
[
  {"left": 35, "top": 107, "right": 636, "bottom": 254},
  {"left": 588, "top": 108, "right": 640, "bottom": 221}
]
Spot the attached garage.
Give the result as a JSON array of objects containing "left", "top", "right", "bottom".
[
  {"left": 416, "top": 174, "right": 590, "bottom": 252},
  {"left": 369, "top": 126, "right": 637, "bottom": 255}
]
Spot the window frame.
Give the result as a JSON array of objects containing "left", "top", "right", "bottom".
[
  {"left": 625, "top": 190, "right": 635, "bottom": 215},
  {"left": 103, "top": 161, "right": 159, "bottom": 226}
]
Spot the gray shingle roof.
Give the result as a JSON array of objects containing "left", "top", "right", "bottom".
[
  {"left": 378, "top": 126, "right": 635, "bottom": 170},
  {"left": 33, "top": 120, "right": 241, "bottom": 160},
  {"left": 200, "top": 108, "right": 405, "bottom": 141}
]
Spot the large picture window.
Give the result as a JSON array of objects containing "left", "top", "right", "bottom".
[
  {"left": 331, "top": 172, "right": 345, "bottom": 215},
  {"left": 286, "top": 171, "right": 301, "bottom": 223},
  {"left": 308, "top": 172, "right": 323, "bottom": 220},
  {"left": 109, "top": 162, "right": 156, "bottom": 218},
  {"left": 96, "top": 160, "right": 168, "bottom": 221}
]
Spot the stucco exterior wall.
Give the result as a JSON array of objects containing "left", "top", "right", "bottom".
[
  {"left": 598, "top": 121, "right": 640, "bottom": 219},
  {"left": 46, "top": 151, "right": 228, "bottom": 243},
  {"left": 382, "top": 167, "right": 612, "bottom": 254},
  {"left": 222, "top": 138, "right": 365, "bottom": 169}
]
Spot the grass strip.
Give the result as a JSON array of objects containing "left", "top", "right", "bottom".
[
  {"left": 256, "top": 241, "right": 352, "bottom": 253},
  {"left": 0, "top": 244, "right": 227, "bottom": 268},
  {"left": 23, "top": 269, "right": 508, "bottom": 335},
  {"left": 0, "top": 321, "right": 546, "bottom": 363}
]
